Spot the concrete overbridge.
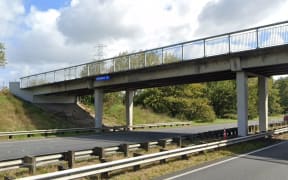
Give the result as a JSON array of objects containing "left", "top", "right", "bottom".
[{"left": 10, "top": 21, "right": 288, "bottom": 136}]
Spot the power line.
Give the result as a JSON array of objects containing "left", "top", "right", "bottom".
[{"left": 94, "top": 44, "right": 107, "bottom": 61}]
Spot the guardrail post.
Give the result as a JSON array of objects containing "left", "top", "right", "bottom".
[
  {"left": 173, "top": 137, "right": 182, "bottom": 147},
  {"left": 188, "top": 134, "right": 195, "bottom": 142},
  {"left": 140, "top": 142, "right": 150, "bottom": 152},
  {"left": 24, "top": 156, "right": 36, "bottom": 174},
  {"left": 64, "top": 151, "right": 75, "bottom": 169},
  {"left": 57, "top": 165, "right": 67, "bottom": 171},
  {"left": 101, "top": 171, "right": 109, "bottom": 179},
  {"left": 94, "top": 147, "right": 105, "bottom": 160},
  {"left": 120, "top": 144, "right": 129, "bottom": 157},
  {"left": 133, "top": 153, "right": 142, "bottom": 171},
  {"left": 160, "top": 149, "right": 168, "bottom": 164},
  {"left": 158, "top": 139, "right": 167, "bottom": 148}
]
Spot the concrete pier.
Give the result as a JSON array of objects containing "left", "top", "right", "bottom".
[{"left": 236, "top": 71, "right": 248, "bottom": 136}]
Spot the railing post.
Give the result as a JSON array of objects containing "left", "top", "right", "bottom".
[
  {"left": 99, "top": 62, "right": 102, "bottom": 74},
  {"left": 181, "top": 44, "right": 184, "bottom": 61},
  {"left": 128, "top": 56, "right": 131, "bottom": 70},
  {"left": 161, "top": 48, "right": 164, "bottom": 64},
  {"left": 87, "top": 64, "right": 90, "bottom": 76},
  {"left": 228, "top": 34, "right": 231, "bottom": 53},
  {"left": 203, "top": 39, "right": 206, "bottom": 57},
  {"left": 256, "top": 28, "right": 259, "bottom": 48},
  {"left": 144, "top": 53, "right": 147, "bottom": 67},
  {"left": 113, "top": 59, "right": 116, "bottom": 72}
]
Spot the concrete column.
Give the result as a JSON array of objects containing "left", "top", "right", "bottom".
[
  {"left": 125, "top": 90, "right": 134, "bottom": 130},
  {"left": 94, "top": 89, "right": 104, "bottom": 129},
  {"left": 258, "top": 76, "right": 268, "bottom": 132},
  {"left": 236, "top": 71, "right": 248, "bottom": 136}
]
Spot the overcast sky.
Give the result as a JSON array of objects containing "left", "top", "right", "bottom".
[{"left": 0, "top": 0, "right": 288, "bottom": 86}]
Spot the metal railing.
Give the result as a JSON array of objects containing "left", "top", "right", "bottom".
[
  {"left": 20, "top": 21, "right": 288, "bottom": 88},
  {"left": 17, "top": 129, "right": 287, "bottom": 180}
]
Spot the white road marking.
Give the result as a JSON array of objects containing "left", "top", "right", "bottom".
[{"left": 164, "top": 141, "right": 288, "bottom": 180}]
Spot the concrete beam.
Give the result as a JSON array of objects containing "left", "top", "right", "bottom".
[
  {"left": 258, "top": 76, "right": 268, "bottom": 132},
  {"left": 94, "top": 89, "right": 104, "bottom": 129},
  {"left": 236, "top": 71, "right": 248, "bottom": 136},
  {"left": 125, "top": 90, "right": 134, "bottom": 130}
]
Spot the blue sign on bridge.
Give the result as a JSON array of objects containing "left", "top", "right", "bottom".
[{"left": 96, "top": 75, "right": 111, "bottom": 81}]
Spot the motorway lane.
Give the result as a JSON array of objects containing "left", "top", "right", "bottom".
[
  {"left": 0, "top": 120, "right": 281, "bottom": 161},
  {"left": 0, "top": 123, "right": 239, "bottom": 161},
  {"left": 162, "top": 141, "right": 288, "bottom": 180}
]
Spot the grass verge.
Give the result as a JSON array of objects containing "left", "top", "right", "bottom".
[{"left": 107, "top": 138, "right": 278, "bottom": 180}]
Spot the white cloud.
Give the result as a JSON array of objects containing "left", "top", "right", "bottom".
[
  {"left": 57, "top": 0, "right": 140, "bottom": 44},
  {"left": 0, "top": 0, "right": 24, "bottom": 39},
  {"left": 196, "top": 0, "right": 286, "bottom": 36}
]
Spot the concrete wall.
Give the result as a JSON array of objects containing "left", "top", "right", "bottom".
[
  {"left": 9, "top": 82, "right": 34, "bottom": 102},
  {"left": 9, "top": 82, "right": 76, "bottom": 104}
]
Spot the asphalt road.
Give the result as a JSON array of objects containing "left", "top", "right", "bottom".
[
  {"left": 0, "top": 120, "right": 281, "bottom": 161},
  {"left": 161, "top": 141, "right": 288, "bottom": 180}
]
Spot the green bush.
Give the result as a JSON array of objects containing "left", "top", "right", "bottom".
[{"left": 135, "top": 85, "right": 216, "bottom": 122}]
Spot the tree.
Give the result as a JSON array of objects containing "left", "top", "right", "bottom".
[
  {"left": 274, "top": 77, "right": 288, "bottom": 112},
  {"left": 134, "top": 84, "right": 216, "bottom": 122},
  {"left": 268, "top": 79, "right": 283, "bottom": 115},
  {"left": 248, "top": 78, "right": 258, "bottom": 119},
  {"left": 206, "top": 80, "right": 236, "bottom": 118},
  {"left": 0, "top": 43, "right": 6, "bottom": 66}
]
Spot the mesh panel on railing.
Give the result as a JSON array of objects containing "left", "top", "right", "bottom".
[
  {"left": 163, "top": 45, "right": 182, "bottom": 63},
  {"left": 230, "top": 30, "right": 257, "bottom": 52},
  {"left": 205, "top": 36, "right": 229, "bottom": 56},
  {"left": 183, "top": 40, "right": 204, "bottom": 60},
  {"left": 130, "top": 53, "right": 145, "bottom": 69},
  {"left": 146, "top": 49, "right": 163, "bottom": 66}
]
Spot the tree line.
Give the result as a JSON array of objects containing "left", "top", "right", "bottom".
[{"left": 79, "top": 77, "right": 288, "bottom": 122}]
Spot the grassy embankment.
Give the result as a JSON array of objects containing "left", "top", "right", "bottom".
[{"left": 0, "top": 89, "right": 78, "bottom": 131}]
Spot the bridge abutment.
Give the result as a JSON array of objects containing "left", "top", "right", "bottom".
[{"left": 236, "top": 71, "right": 248, "bottom": 136}]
